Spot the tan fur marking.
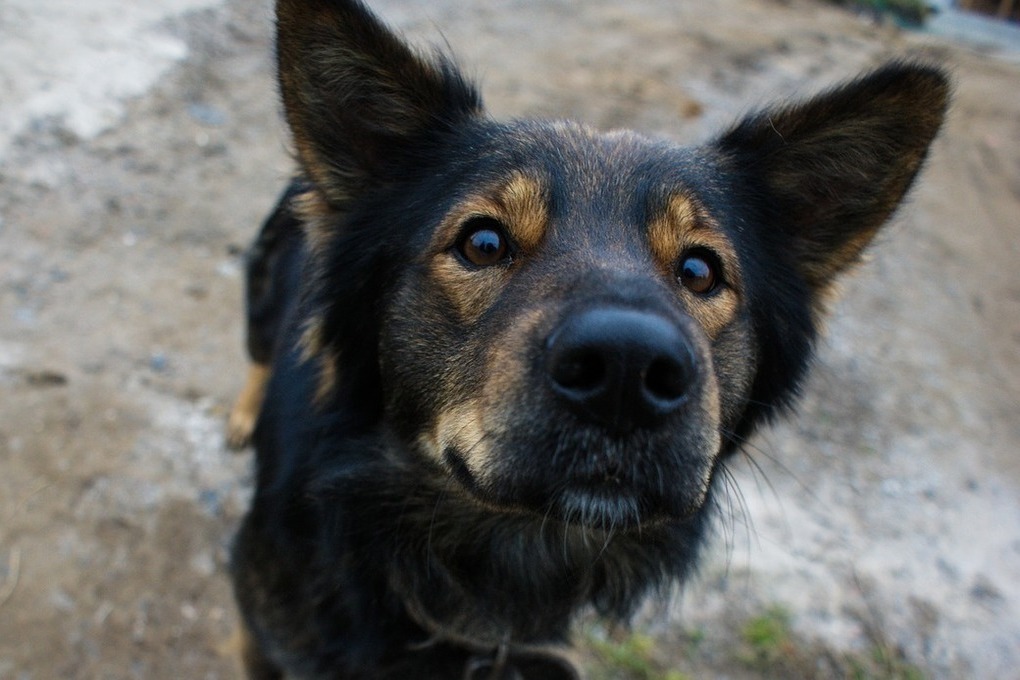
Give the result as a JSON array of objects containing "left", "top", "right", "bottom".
[
  {"left": 648, "top": 193, "right": 743, "bottom": 340},
  {"left": 494, "top": 173, "right": 549, "bottom": 252},
  {"left": 646, "top": 193, "right": 701, "bottom": 267},
  {"left": 226, "top": 362, "right": 272, "bottom": 450},
  {"left": 231, "top": 623, "right": 280, "bottom": 680},
  {"left": 314, "top": 354, "right": 339, "bottom": 405},
  {"left": 428, "top": 173, "right": 549, "bottom": 325},
  {"left": 432, "top": 172, "right": 549, "bottom": 255},
  {"left": 428, "top": 307, "right": 547, "bottom": 483},
  {"left": 274, "top": 188, "right": 343, "bottom": 404},
  {"left": 294, "top": 188, "right": 337, "bottom": 257},
  {"left": 429, "top": 402, "right": 490, "bottom": 470},
  {"left": 694, "top": 367, "right": 722, "bottom": 497},
  {"left": 430, "top": 258, "right": 507, "bottom": 327},
  {"left": 297, "top": 316, "right": 339, "bottom": 404},
  {"left": 470, "top": 307, "right": 548, "bottom": 474},
  {"left": 298, "top": 316, "right": 326, "bottom": 362}
]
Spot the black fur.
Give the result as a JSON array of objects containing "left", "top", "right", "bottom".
[{"left": 229, "top": 2, "right": 949, "bottom": 678}]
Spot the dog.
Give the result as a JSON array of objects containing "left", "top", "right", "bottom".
[{"left": 226, "top": 1, "right": 949, "bottom": 677}]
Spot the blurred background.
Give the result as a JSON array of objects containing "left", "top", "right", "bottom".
[{"left": 1, "top": 1, "right": 1018, "bottom": 677}]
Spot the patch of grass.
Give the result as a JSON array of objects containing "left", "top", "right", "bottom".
[
  {"left": 579, "top": 605, "right": 927, "bottom": 680},
  {"left": 733, "top": 603, "right": 927, "bottom": 680},
  {"left": 845, "top": 636, "right": 927, "bottom": 680},
  {"left": 738, "top": 605, "right": 800, "bottom": 670},
  {"left": 584, "top": 629, "right": 692, "bottom": 680}
]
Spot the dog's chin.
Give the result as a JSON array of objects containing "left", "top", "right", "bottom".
[
  {"left": 554, "top": 486, "right": 648, "bottom": 530},
  {"left": 553, "top": 482, "right": 710, "bottom": 531},
  {"left": 442, "top": 447, "right": 707, "bottom": 531}
]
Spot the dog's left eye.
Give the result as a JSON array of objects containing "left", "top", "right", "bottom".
[
  {"left": 456, "top": 217, "right": 511, "bottom": 267},
  {"left": 678, "top": 250, "right": 720, "bottom": 295}
]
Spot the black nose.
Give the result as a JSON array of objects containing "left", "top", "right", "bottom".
[{"left": 545, "top": 307, "right": 697, "bottom": 431}]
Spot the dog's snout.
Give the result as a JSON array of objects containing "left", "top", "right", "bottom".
[{"left": 545, "top": 307, "right": 696, "bottom": 431}]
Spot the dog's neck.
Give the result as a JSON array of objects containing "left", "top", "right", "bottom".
[{"left": 315, "top": 439, "right": 711, "bottom": 648}]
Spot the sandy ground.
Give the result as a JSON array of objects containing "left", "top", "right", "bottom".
[{"left": 1, "top": 0, "right": 1018, "bottom": 678}]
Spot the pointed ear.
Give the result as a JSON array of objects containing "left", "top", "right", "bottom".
[
  {"left": 716, "top": 62, "right": 950, "bottom": 290},
  {"left": 275, "top": 0, "right": 483, "bottom": 207}
]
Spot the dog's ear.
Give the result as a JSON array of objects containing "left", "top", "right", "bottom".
[
  {"left": 716, "top": 62, "right": 949, "bottom": 290},
  {"left": 275, "top": 0, "right": 482, "bottom": 208}
]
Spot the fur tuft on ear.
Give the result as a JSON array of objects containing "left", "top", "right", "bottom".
[
  {"left": 275, "top": 0, "right": 483, "bottom": 209},
  {"left": 717, "top": 61, "right": 950, "bottom": 290}
]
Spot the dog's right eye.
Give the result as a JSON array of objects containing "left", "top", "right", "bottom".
[{"left": 455, "top": 217, "right": 512, "bottom": 267}]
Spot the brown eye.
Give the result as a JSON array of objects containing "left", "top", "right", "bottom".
[
  {"left": 456, "top": 217, "right": 511, "bottom": 267},
  {"left": 678, "top": 250, "right": 720, "bottom": 295}
]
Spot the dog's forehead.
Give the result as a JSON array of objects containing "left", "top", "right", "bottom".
[{"left": 474, "top": 121, "right": 699, "bottom": 207}]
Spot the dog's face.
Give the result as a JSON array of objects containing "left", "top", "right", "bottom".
[
  {"left": 373, "top": 126, "right": 756, "bottom": 528},
  {"left": 277, "top": 0, "right": 948, "bottom": 530}
]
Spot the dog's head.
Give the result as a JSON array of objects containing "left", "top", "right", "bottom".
[{"left": 277, "top": 0, "right": 948, "bottom": 530}]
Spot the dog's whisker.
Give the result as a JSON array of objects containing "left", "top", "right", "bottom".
[
  {"left": 715, "top": 463, "right": 757, "bottom": 571},
  {"left": 720, "top": 426, "right": 824, "bottom": 511}
]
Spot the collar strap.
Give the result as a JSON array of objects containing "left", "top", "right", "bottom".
[{"left": 463, "top": 641, "right": 582, "bottom": 680}]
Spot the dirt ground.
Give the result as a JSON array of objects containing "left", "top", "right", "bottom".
[{"left": 1, "top": 0, "right": 1018, "bottom": 678}]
